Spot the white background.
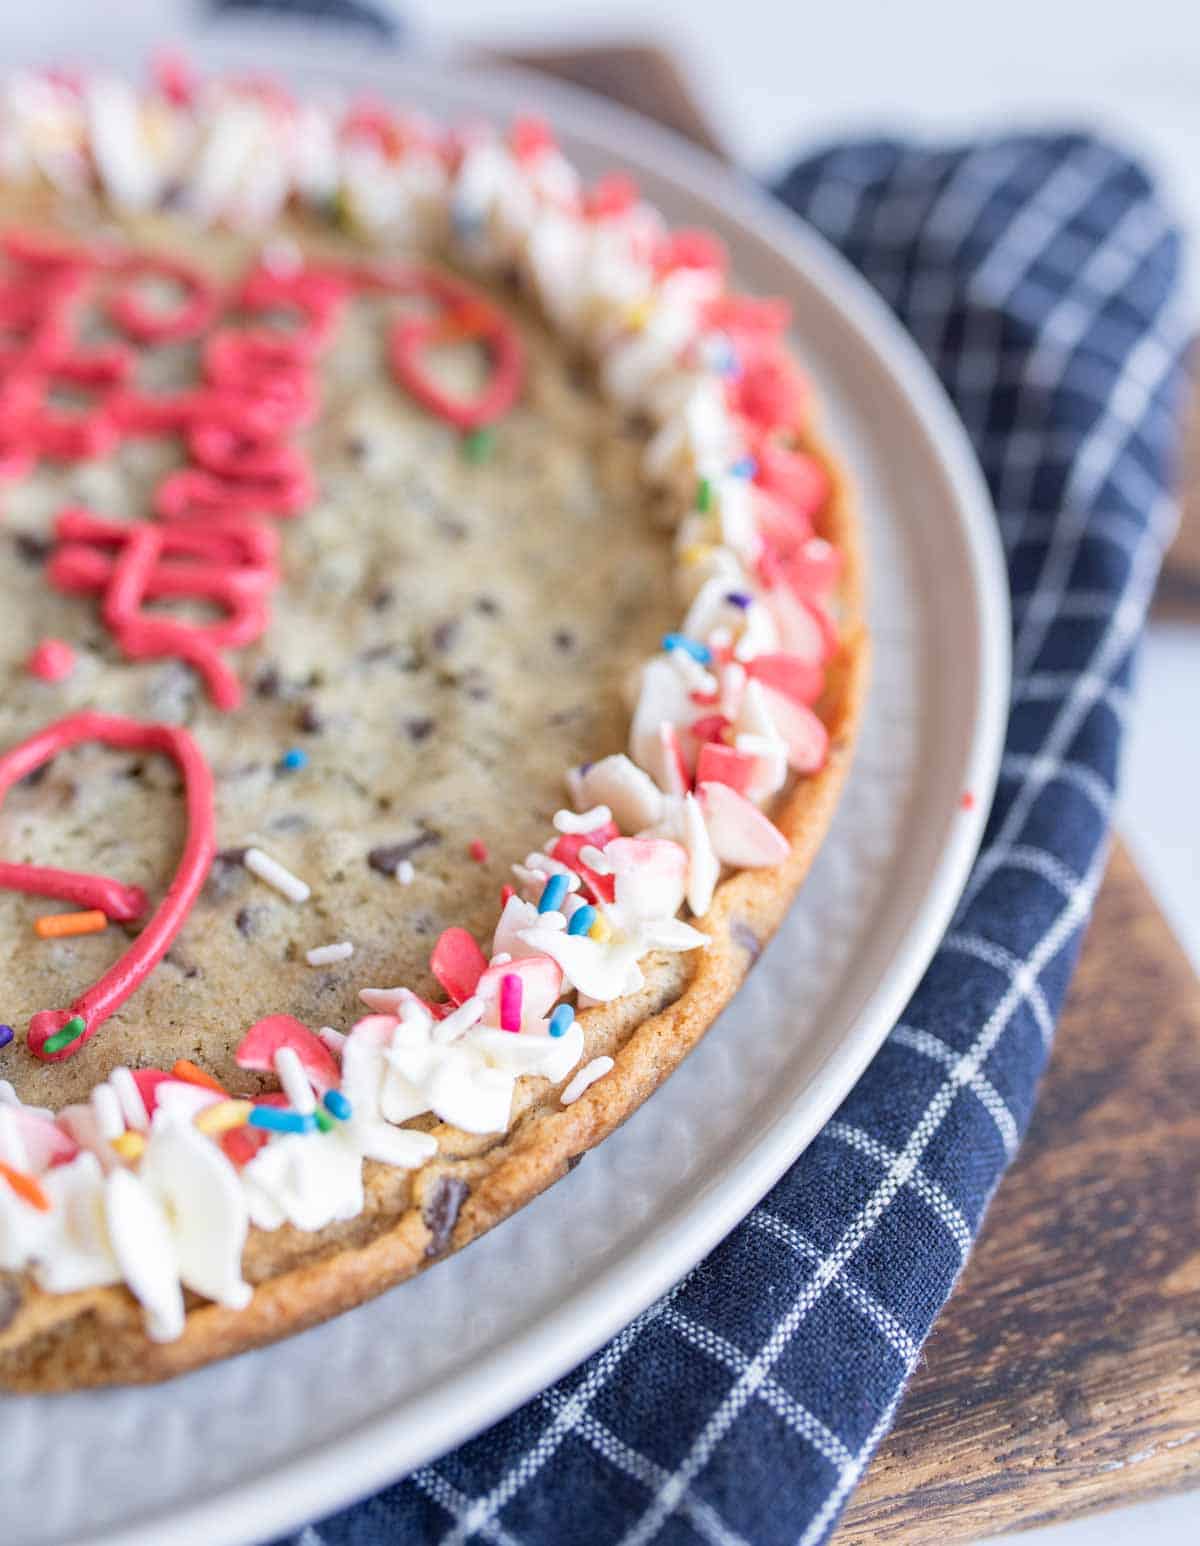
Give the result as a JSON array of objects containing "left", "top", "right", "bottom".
[{"left": 4, "top": 3, "right": 1200, "bottom": 1543}]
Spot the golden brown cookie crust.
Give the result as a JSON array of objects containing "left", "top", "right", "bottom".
[{"left": 0, "top": 152, "right": 868, "bottom": 1389}]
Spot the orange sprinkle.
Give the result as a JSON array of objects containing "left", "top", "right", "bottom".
[
  {"left": 0, "top": 1160, "right": 51, "bottom": 1212},
  {"left": 171, "top": 1058, "right": 229, "bottom": 1096},
  {"left": 34, "top": 908, "right": 108, "bottom": 940}
]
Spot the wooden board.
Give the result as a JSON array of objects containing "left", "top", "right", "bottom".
[
  {"left": 484, "top": 43, "right": 1200, "bottom": 1540},
  {"left": 836, "top": 842, "right": 1200, "bottom": 1542}
]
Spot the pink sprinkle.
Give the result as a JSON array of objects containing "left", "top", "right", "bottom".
[
  {"left": 499, "top": 972, "right": 522, "bottom": 1032},
  {"left": 469, "top": 838, "right": 489, "bottom": 863},
  {"left": 27, "top": 639, "right": 76, "bottom": 683},
  {"left": 960, "top": 790, "right": 976, "bottom": 811},
  {"left": 500, "top": 883, "right": 515, "bottom": 906}
]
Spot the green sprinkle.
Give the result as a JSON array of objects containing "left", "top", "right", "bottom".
[
  {"left": 43, "top": 1015, "right": 86, "bottom": 1054},
  {"left": 696, "top": 477, "right": 712, "bottom": 513},
  {"left": 328, "top": 187, "right": 353, "bottom": 230},
  {"left": 315, "top": 1108, "right": 335, "bottom": 1133},
  {"left": 463, "top": 427, "right": 495, "bottom": 463}
]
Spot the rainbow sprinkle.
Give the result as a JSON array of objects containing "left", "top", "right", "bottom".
[
  {"left": 0, "top": 1025, "right": 12, "bottom": 1051},
  {"left": 245, "top": 846, "right": 311, "bottom": 903},
  {"left": 195, "top": 1100, "right": 254, "bottom": 1136},
  {"left": 499, "top": 972, "right": 523, "bottom": 1032},
  {"left": 696, "top": 476, "right": 713, "bottom": 512},
  {"left": 279, "top": 747, "right": 308, "bottom": 772},
  {"left": 463, "top": 427, "right": 495, "bottom": 462},
  {"left": 248, "top": 1106, "right": 318, "bottom": 1135},
  {"left": 567, "top": 905, "right": 597, "bottom": 936},
  {"left": 548, "top": 1004, "right": 574, "bottom": 1039},
  {"left": 43, "top": 1016, "right": 86, "bottom": 1054},
  {"left": 34, "top": 909, "right": 108, "bottom": 940},
  {"left": 323, "top": 1088, "right": 353, "bottom": 1121},
  {"left": 662, "top": 634, "right": 712, "bottom": 665},
  {"left": 111, "top": 1131, "right": 147, "bottom": 1162},
  {"left": 538, "top": 873, "right": 569, "bottom": 914},
  {"left": 468, "top": 838, "right": 489, "bottom": 863}
]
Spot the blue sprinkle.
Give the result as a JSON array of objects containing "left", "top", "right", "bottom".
[
  {"left": 662, "top": 633, "right": 713, "bottom": 665},
  {"left": 323, "top": 1088, "right": 353, "bottom": 1122},
  {"left": 538, "top": 873, "right": 569, "bottom": 914},
  {"left": 579, "top": 761, "right": 594, "bottom": 776},
  {"left": 725, "top": 591, "right": 752, "bottom": 610},
  {"left": 452, "top": 201, "right": 486, "bottom": 241},
  {"left": 248, "top": 1106, "right": 318, "bottom": 1135},
  {"left": 549, "top": 1004, "right": 575, "bottom": 1039},
  {"left": 0, "top": 1024, "right": 12, "bottom": 1051},
  {"left": 567, "top": 905, "right": 597, "bottom": 937},
  {"left": 711, "top": 335, "right": 741, "bottom": 378},
  {"left": 730, "top": 455, "right": 758, "bottom": 480},
  {"left": 279, "top": 748, "right": 308, "bottom": 773}
]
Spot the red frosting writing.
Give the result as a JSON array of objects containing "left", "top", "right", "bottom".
[
  {"left": 0, "top": 230, "right": 528, "bottom": 1048},
  {"left": 49, "top": 508, "right": 279, "bottom": 711},
  {"left": 384, "top": 267, "right": 525, "bottom": 431},
  {"left": 0, "top": 230, "right": 524, "bottom": 708},
  {"left": 0, "top": 712, "right": 215, "bottom": 1060}
]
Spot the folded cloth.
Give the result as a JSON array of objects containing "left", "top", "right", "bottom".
[{"left": 270, "top": 135, "right": 1188, "bottom": 1546}]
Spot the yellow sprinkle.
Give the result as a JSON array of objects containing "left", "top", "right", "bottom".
[
  {"left": 625, "top": 299, "right": 652, "bottom": 330},
  {"left": 589, "top": 915, "right": 613, "bottom": 943},
  {"left": 680, "top": 543, "right": 714, "bottom": 566},
  {"left": 194, "top": 1099, "right": 254, "bottom": 1136},
  {"left": 111, "top": 1132, "right": 146, "bottom": 1161}
]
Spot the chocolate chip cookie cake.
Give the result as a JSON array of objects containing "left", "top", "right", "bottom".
[{"left": 0, "top": 58, "right": 867, "bottom": 1390}]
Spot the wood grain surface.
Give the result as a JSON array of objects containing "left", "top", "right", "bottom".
[
  {"left": 485, "top": 42, "right": 1200, "bottom": 1539},
  {"left": 835, "top": 842, "right": 1200, "bottom": 1542}
]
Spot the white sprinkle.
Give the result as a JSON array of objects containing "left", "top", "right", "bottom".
[
  {"left": 514, "top": 857, "right": 582, "bottom": 895},
  {"left": 491, "top": 951, "right": 513, "bottom": 966},
  {"left": 434, "top": 994, "right": 486, "bottom": 1044},
  {"left": 317, "top": 1025, "right": 346, "bottom": 1056},
  {"left": 578, "top": 844, "right": 613, "bottom": 874},
  {"left": 245, "top": 846, "right": 310, "bottom": 902},
  {"left": 273, "top": 1047, "right": 317, "bottom": 1116},
  {"left": 553, "top": 805, "right": 612, "bottom": 834},
  {"left": 359, "top": 985, "right": 412, "bottom": 1013},
  {"left": 110, "top": 1066, "right": 149, "bottom": 1132},
  {"left": 396, "top": 859, "right": 415, "bottom": 885},
  {"left": 91, "top": 1082, "right": 125, "bottom": 1143},
  {"left": 538, "top": 910, "right": 568, "bottom": 931},
  {"left": 561, "top": 1056, "right": 614, "bottom": 1106},
  {"left": 523, "top": 851, "right": 575, "bottom": 879},
  {"left": 306, "top": 941, "right": 355, "bottom": 967}
]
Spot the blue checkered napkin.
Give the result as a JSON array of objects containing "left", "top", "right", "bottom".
[{"left": 275, "top": 135, "right": 1187, "bottom": 1546}]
